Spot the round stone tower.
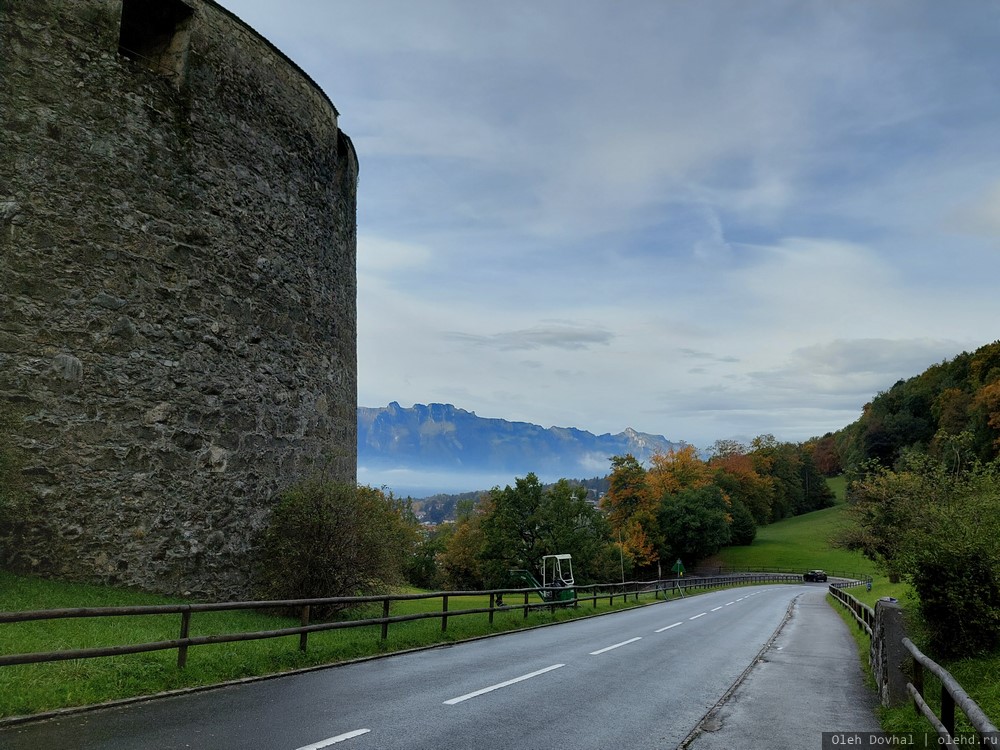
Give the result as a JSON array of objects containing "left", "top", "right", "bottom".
[{"left": 0, "top": 0, "right": 358, "bottom": 598}]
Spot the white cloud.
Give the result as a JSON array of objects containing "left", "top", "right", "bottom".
[{"left": 221, "top": 0, "right": 1000, "bottom": 471}]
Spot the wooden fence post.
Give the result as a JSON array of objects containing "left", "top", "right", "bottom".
[
  {"left": 177, "top": 609, "right": 191, "bottom": 668},
  {"left": 441, "top": 594, "right": 449, "bottom": 632},
  {"left": 489, "top": 593, "right": 495, "bottom": 625},
  {"left": 381, "top": 598, "right": 390, "bottom": 640},
  {"left": 299, "top": 605, "right": 310, "bottom": 652},
  {"left": 941, "top": 683, "right": 955, "bottom": 737}
]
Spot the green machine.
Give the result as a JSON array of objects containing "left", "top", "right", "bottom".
[{"left": 507, "top": 554, "right": 575, "bottom": 603}]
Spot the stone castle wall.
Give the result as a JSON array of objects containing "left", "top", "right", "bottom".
[{"left": 0, "top": 0, "right": 358, "bottom": 598}]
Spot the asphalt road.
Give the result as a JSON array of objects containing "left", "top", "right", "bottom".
[{"left": 0, "top": 585, "right": 875, "bottom": 750}]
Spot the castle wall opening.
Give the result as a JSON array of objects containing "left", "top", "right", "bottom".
[{"left": 118, "top": 0, "right": 194, "bottom": 79}]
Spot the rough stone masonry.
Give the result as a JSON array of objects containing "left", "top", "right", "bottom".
[{"left": 0, "top": 0, "right": 358, "bottom": 598}]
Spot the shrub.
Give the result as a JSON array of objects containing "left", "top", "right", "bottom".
[
  {"left": 910, "top": 547, "right": 1000, "bottom": 657},
  {"left": 903, "top": 473, "right": 1000, "bottom": 657},
  {"left": 256, "top": 481, "right": 419, "bottom": 614},
  {"left": 845, "top": 456, "right": 1000, "bottom": 657}
]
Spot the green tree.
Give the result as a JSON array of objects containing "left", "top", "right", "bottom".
[
  {"left": 838, "top": 458, "right": 932, "bottom": 581},
  {"left": 478, "top": 474, "right": 617, "bottom": 586},
  {"left": 479, "top": 473, "right": 546, "bottom": 586},
  {"left": 657, "top": 485, "right": 732, "bottom": 564},
  {"left": 727, "top": 499, "right": 757, "bottom": 546},
  {"left": 535, "top": 479, "right": 614, "bottom": 583}
]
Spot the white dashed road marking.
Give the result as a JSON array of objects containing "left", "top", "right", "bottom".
[
  {"left": 444, "top": 664, "right": 565, "bottom": 705},
  {"left": 295, "top": 729, "right": 371, "bottom": 750},
  {"left": 590, "top": 637, "right": 642, "bottom": 655}
]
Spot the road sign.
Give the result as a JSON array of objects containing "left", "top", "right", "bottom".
[{"left": 671, "top": 559, "right": 685, "bottom": 576}]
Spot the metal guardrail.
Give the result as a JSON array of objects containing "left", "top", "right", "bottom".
[{"left": 0, "top": 573, "right": 801, "bottom": 670}]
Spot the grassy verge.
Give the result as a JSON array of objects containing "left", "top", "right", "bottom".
[
  {"left": 828, "top": 580, "right": 1000, "bottom": 735},
  {"left": 0, "top": 571, "right": 762, "bottom": 719}
]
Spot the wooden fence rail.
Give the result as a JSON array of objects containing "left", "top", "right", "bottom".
[
  {"left": 826, "top": 582, "right": 998, "bottom": 747},
  {"left": 0, "top": 573, "right": 801, "bottom": 670},
  {"left": 902, "top": 637, "right": 999, "bottom": 748},
  {"left": 828, "top": 582, "right": 874, "bottom": 636},
  {"left": 694, "top": 565, "right": 873, "bottom": 580}
]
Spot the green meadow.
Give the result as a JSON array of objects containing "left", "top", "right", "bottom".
[{"left": 709, "top": 475, "right": 875, "bottom": 578}]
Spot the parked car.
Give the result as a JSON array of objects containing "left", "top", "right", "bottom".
[{"left": 803, "top": 569, "right": 828, "bottom": 582}]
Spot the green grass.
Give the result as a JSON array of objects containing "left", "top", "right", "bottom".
[
  {"left": 708, "top": 502, "right": 875, "bottom": 578},
  {"left": 0, "top": 571, "right": 749, "bottom": 719}
]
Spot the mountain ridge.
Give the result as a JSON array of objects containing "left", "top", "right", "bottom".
[{"left": 357, "top": 402, "right": 686, "bottom": 495}]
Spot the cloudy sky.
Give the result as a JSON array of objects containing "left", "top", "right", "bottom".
[{"left": 220, "top": 0, "right": 1000, "bottom": 450}]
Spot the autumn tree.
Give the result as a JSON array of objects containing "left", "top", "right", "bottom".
[
  {"left": 601, "top": 454, "right": 658, "bottom": 571},
  {"left": 437, "top": 507, "right": 487, "bottom": 590},
  {"left": 749, "top": 435, "right": 832, "bottom": 519},
  {"left": 647, "top": 445, "right": 713, "bottom": 497},
  {"left": 709, "top": 448, "right": 774, "bottom": 525},
  {"left": 809, "top": 433, "right": 841, "bottom": 476}
]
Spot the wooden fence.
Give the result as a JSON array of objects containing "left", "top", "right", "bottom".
[
  {"left": 693, "top": 565, "right": 873, "bottom": 580},
  {"left": 902, "top": 636, "right": 998, "bottom": 748},
  {"left": 827, "top": 583, "right": 998, "bottom": 748},
  {"left": 828, "top": 581, "right": 874, "bottom": 636},
  {"left": 0, "top": 573, "right": 800, "bottom": 670}
]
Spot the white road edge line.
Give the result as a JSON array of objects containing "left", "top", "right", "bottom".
[
  {"left": 689, "top": 613, "right": 707, "bottom": 620},
  {"left": 444, "top": 664, "right": 565, "bottom": 705},
  {"left": 295, "top": 729, "right": 371, "bottom": 750},
  {"left": 590, "top": 637, "right": 642, "bottom": 655},
  {"left": 711, "top": 606, "right": 723, "bottom": 612},
  {"left": 725, "top": 602, "right": 735, "bottom": 606},
  {"left": 655, "top": 622, "right": 682, "bottom": 633}
]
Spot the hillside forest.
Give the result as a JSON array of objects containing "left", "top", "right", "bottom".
[{"left": 827, "top": 340, "right": 1000, "bottom": 656}]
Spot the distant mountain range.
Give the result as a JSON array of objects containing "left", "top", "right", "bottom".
[{"left": 357, "top": 402, "right": 686, "bottom": 497}]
